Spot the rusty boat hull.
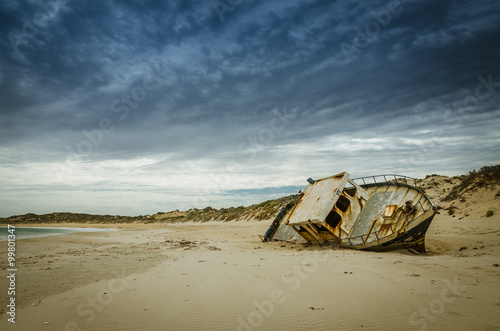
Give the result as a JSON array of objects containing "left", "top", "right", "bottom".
[
  {"left": 263, "top": 172, "right": 437, "bottom": 253},
  {"left": 346, "top": 213, "right": 435, "bottom": 253}
]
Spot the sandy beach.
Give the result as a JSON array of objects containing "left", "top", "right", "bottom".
[{"left": 1, "top": 201, "right": 500, "bottom": 331}]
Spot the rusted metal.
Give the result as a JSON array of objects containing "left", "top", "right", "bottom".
[
  {"left": 263, "top": 172, "right": 437, "bottom": 252},
  {"left": 382, "top": 205, "right": 397, "bottom": 218}
]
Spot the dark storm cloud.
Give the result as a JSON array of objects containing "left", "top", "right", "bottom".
[{"left": 0, "top": 0, "right": 499, "bottom": 216}]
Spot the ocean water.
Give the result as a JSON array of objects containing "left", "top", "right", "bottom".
[{"left": 0, "top": 226, "right": 116, "bottom": 241}]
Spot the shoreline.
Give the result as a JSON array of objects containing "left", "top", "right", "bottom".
[
  {"left": 0, "top": 222, "right": 164, "bottom": 228},
  {"left": 0, "top": 225, "right": 117, "bottom": 242}
]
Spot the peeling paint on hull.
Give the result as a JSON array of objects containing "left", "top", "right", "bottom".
[{"left": 352, "top": 214, "right": 435, "bottom": 253}]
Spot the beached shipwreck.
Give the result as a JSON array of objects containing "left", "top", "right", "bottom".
[{"left": 262, "top": 172, "right": 438, "bottom": 253}]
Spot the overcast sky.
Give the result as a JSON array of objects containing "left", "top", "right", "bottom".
[{"left": 0, "top": 0, "right": 499, "bottom": 217}]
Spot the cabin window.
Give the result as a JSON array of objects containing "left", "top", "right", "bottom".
[
  {"left": 344, "top": 187, "right": 356, "bottom": 197},
  {"left": 325, "top": 210, "right": 341, "bottom": 228},
  {"left": 312, "top": 223, "right": 331, "bottom": 232},
  {"left": 335, "top": 195, "right": 350, "bottom": 212}
]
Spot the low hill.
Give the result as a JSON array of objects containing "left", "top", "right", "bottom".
[{"left": 0, "top": 195, "right": 298, "bottom": 224}]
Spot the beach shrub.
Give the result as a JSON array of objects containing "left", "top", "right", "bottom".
[
  {"left": 443, "top": 165, "right": 500, "bottom": 202},
  {"left": 486, "top": 210, "right": 494, "bottom": 217}
]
